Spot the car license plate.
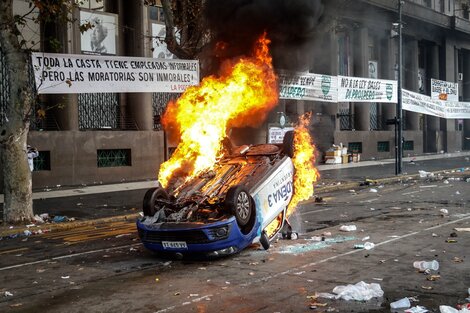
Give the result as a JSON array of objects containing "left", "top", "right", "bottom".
[{"left": 162, "top": 241, "right": 188, "bottom": 249}]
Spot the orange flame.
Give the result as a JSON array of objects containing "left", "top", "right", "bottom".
[
  {"left": 159, "top": 33, "right": 278, "bottom": 188},
  {"left": 287, "top": 113, "right": 320, "bottom": 217}
]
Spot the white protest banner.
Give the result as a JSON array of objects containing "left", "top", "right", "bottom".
[
  {"left": 431, "top": 78, "right": 458, "bottom": 102},
  {"left": 338, "top": 76, "right": 397, "bottom": 103},
  {"left": 31, "top": 52, "right": 199, "bottom": 94},
  {"left": 278, "top": 70, "right": 337, "bottom": 102},
  {"left": 445, "top": 101, "right": 470, "bottom": 119},
  {"left": 402, "top": 89, "right": 446, "bottom": 118},
  {"left": 268, "top": 127, "right": 295, "bottom": 144}
]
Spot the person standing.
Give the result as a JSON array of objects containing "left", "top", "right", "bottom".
[{"left": 27, "top": 145, "right": 39, "bottom": 172}]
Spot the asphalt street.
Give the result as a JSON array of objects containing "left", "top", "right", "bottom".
[{"left": 0, "top": 168, "right": 469, "bottom": 312}]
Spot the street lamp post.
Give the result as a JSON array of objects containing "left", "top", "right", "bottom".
[
  {"left": 396, "top": 0, "right": 404, "bottom": 175},
  {"left": 397, "top": 0, "right": 404, "bottom": 174}
]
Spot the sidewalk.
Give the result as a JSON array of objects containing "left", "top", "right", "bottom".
[{"left": 1, "top": 151, "right": 469, "bottom": 238}]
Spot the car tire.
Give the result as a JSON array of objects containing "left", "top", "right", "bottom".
[
  {"left": 283, "top": 130, "right": 295, "bottom": 158},
  {"left": 225, "top": 185, "right": 253, "bottom": 227},
  {"left": 143, "top": 187, "right": 169, "bottom": 216},
  {"left": 260, "top": 231, "right": 270, "bottom": 250}
]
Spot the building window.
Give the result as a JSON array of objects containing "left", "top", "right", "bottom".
[
  {"left": 403, "top": 141, "right": 414, "bottom": 151},
  {"left": 97, "top": 149, "right": 132, "bottom": 167},
  {"left": 78, "top": 0, "right": 104, "bottom": 10},
  {"left": 33, "top": 151, "right": 51, "bottom": 171},
  {"left": 423, "top": 0, "right": 432, "bottom": 8},
  {"left": 377, "top": 141, "right": 390, "bottom": 152},
  {"left": 149, "top": 6, "right": 165, "bottom": 22},
  {"left": 348, "top": 142, "right": 362, "bottom": 153}
]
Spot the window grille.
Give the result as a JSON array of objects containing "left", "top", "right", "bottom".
[
  {"left": 33, "top": 151, "right": 51, "bottom": 171},
  {"left": 377, "top": 141, "right": 390, "bottom": 152},
  {"left": 403, "top": 141, "right": 414, "bottom": 151},
  {"left": 348, "top": 142, "right": 362, "bottom": 153},
  {"left": 152, "top": 92, "right": 181, "bottom": 130},
  {"left": 370, "top": 103, "right": 379, "bottom": 130},
  {"left": 97, "top": 149, "right": 131, "bottom": 167},
  {"left": 78, "top": 93, "right": 119, "bottom": 129}
]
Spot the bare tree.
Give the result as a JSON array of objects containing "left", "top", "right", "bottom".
[
  {"left": 0, "top": 0, "right": 79, "bottom": 224},
  {"left": 146, "top": 0, "right": 208, "bottom": 60}
]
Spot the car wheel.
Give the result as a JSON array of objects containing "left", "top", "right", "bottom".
[
  {"left": 283, "top": 130, "right": 295, "bottom": 158},
  {"left": 225, "top": 185, "right": 253, "bottom": 227},
  {"left": 143, "top": 187, "right": 169, "bottom": 216},
  {"left": 260, "top": 231, "right": 270, "bottom": 250}
]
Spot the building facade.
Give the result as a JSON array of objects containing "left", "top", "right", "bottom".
[{"left": 1, "top": 0, "right": 470, "bottom": 191}]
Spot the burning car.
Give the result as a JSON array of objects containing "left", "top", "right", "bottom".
[
  {"left": 136, "top": 132, "right": 296, "bottom": 258},
  {"left": 136, "top": 34, "right": 319, "bottom": 258}
]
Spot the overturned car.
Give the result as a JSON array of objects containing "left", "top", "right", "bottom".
[{"left": 136, "top": 131, "right": 296, "bottom": 258}]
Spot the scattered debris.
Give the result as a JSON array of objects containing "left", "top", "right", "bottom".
[
  {"left": 421, "top": 286, "right": 433, "bottom": 290},
  {"left": 354, "top": 242, "right": 375, "bottom": 250},
  {"left": 455, "top": 228, "right": 470, "bottom": 232},
  {"left": 452, "top": 257, "right": 464, "bottom": 263},
  {"left": 390, "top": 297, "right": 411, "bottom": 309},
  {"left": 339, "top": 225, "right": 357, "bottom": 232},
  {"left": 369, "top": 188, "right": 378, "bottom": 193},
  {"left": 9, "top": 303, "right": 22, "bottom": 308},
  {"left": 440, "top": 209, "right": 449, "bottom": 215},
  {"left": 4, "top": 291, "right": 13, "bottom": 297},
  {"left": 413, "top": 260, "right": 439, "bottom": 271},
  {"left": 439, "top": 305, "right": 470, "bottom": 313},
  {"left": 426, "top": 275, "right": 440, "bottom": 281},
  {"left": 317, "top": 281, "right": 383, "bottom": 301},
  {"left": 419, "top": 170, "right": 434, "bottom": 178},
  {"left": 404, "top": 306, "right": 428, "bottom": 313}
]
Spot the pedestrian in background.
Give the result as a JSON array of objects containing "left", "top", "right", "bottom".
[{"left": 27, "top": 145, "right": 39, "bottom": 172}]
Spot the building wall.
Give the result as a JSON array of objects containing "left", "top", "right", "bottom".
[{"left": 0, "top": 131, "right": 164, "bottom": 191}]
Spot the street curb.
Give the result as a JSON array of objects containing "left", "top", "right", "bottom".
[{"left": 1, "top": 167, "right": 468, "bottom": 238}]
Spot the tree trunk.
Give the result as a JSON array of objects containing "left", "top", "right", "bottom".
[{"left": 0, "top": 0, "right": 35, "bottom": 224}]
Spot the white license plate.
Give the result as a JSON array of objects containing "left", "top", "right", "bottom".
[{"left": 162, "top": 241, "right": 188, "bottom": 249}]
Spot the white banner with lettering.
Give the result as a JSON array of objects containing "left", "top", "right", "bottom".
[
  {"left": 403, "top": 89, "right": 470, "bottom": 119},
  {"left": 338, "top": 76, "right": 397, "bottom": 103},
  {"left": 445, "top": 101, "right": 470, "bottom": 119},
  {"left": 431, "top": 78, "right": 458, "bottom": 102},
  {"left": 31, "top": 52, "right": 199, "bottom": 94},
  {"left": 278, "top": 70, "right": 337, "bottom": 102},
  {"left": 402, "top": 89, "right": 447, "bottom": 118}
]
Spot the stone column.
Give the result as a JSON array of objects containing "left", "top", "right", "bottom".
[
  {"left": 353, "top": 27, "right": 370, "bottom": 131},
  {"left": 463, "top": 50, "right": 470, "bottom": 150},
  {"left": 404, "top": 39, "right": 420, "bottom": 131},
  {"left": 42, "top": 10, "right": 79, "bottom": 130},
  {"left": 122, "top": 0, "right": 153, "bottom": 131},
  {"left": 425, "top": 45, "right": 440, "bottom": 152},
  {"left": 382, "top": 37, "right": 396, "bottom": 131}
]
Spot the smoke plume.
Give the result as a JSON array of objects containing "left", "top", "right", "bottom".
[{"left": 204, "top": 0, "right": 324, "bottom": 70}]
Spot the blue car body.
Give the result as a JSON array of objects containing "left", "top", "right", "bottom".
[{"left": 136, "top": 142, "right": 294, "bottom": 258}]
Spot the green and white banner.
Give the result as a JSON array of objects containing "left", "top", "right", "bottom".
[
  {"left": 338, "top": 76, "right": 397, "bottom": 103},
  {"left": 278, "top": 70, "right": 337, "bottom": 102}
]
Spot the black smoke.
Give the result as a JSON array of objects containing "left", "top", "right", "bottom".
[{"left": 203, "top": 0, "right": 324, "bottom": 71}]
